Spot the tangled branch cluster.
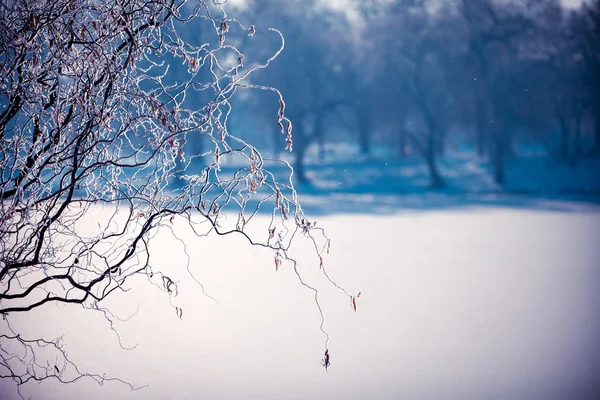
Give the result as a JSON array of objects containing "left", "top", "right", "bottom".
[{"left": 0, "top": 0, "right": 353, "bottom": 393}]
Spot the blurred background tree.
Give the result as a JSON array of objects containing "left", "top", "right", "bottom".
[{"left": 222, "top": 0, "right": 600, "bottom": 192}]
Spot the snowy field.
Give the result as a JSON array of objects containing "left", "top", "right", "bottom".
[{"left": 2, "top": 198, "right": 600, "bottom": 400}]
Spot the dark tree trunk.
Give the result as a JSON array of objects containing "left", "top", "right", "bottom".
[
  {"left": 290, "top": 103, "right": 341, "bottom": 184},
  {"left": 436, "top": 128, "right": 446, "bottom": 157},
  {"left": 475, "top": 95, "right": 487, "bottom": 157},
  {"left": 358, "top": 110, "right": 371, "bottom": 156},
  {"left": 574, "top": 107, "right": 583, "bottom": 157},
  {"left": 317, "top": 127, "right": 325, "bottom": 162},
  {"left": 294, "top": 135, "right": 309, "bottom": 184},
  {"left": 288, "top": 112, "right": 310, "bottom": 184},
  {"left": 556, "top": 105, "right": 570, "bottom": 160},
  {"left": 593, "top": 110, "right": 600, "bottom": 155},
  {"left": 426, "top": 128, "right": 444, "bottom": 188},
  {"left": 418, "top": 97, "right": 444, "bottom": 188},
  {"left": 493, "top": 148, "right": 505, "bottom": 185},
  {"left": 560, "top": 121, "right": 569, "bottom": 160},
  {"left": 491, "top": 123, "right": 506, "bottom": 185},
  {"left": 396, "top": 111, "right": 407, "bottom": 159}
]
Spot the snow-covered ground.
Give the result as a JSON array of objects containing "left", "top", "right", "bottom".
[
  {"left": 199, "top": 142, "right": 600, "bottom": 198},
  {"left": 2, "top": 199, "right": 600, "bottom": 400},
  {"left": 295, "top": 144, "right": 600, "bottom": 196}
]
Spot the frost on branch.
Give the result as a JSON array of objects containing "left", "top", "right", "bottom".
[{"left": 0, "top": 0, "right": 355, "bottom": 394}]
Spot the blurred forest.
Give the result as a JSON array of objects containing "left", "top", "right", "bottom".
[{"left": 182, "top": 0, "right": 600, "bottom": 195}]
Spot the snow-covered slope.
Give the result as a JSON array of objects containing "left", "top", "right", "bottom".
[{"left": 3, "top": 202, "right": 599, "bottom": 400}]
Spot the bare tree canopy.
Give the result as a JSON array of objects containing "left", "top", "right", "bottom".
[{"left": 0, "top": 0, "right": 354, "bottom": 394}]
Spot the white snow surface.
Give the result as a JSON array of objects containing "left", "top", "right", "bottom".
[{"left": 2, "top": 201, "right": 600, "bottom": 400}]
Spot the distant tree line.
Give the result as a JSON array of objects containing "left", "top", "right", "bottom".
[{"left": 227, "top": 0, "right": 600, "bottom": 186}]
